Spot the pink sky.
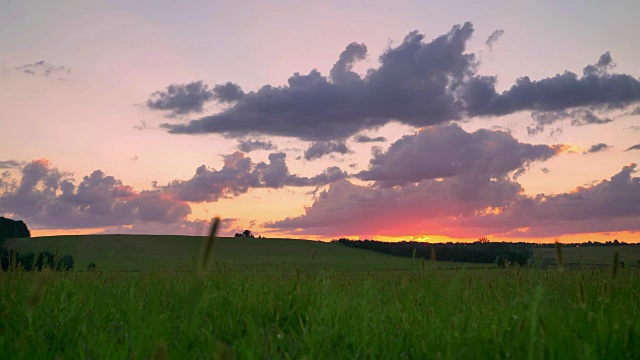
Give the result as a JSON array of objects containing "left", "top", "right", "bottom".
[{"left": 1, "top": 1, "right": 639, "bottom": 242}]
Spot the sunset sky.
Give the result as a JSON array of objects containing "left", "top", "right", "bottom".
[{"left": 1, "top": 0, "right": 639, "bottom": 242}]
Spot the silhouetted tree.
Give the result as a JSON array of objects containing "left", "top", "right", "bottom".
[{"left": 0, "top": 216, "right": 31, "bottom": 241}]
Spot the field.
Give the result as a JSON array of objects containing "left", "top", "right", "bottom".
[
  {"left": 1, "top": 236, "right": 639, "bottom": 359},
  {"left": 3, "top": 235, "right": 488, "bottom": 271}
]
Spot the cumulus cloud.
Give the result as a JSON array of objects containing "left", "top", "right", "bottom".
[
  {"left": 353, "top": 135, "right": 387, "bottom": 143},
  {"left": 146, "top": 81, "right": 214, "bottom": 116},
  {"left": 626, "top": 144, "right": 640, "bottom": 151},
  {"left": 0, "top": 160, "right": 23, "bottom": 169},
  {"left": 156, "top": 23, "right": 640, "bottom": 141},
  {"left": 237, "top": 138, "right": 277, "bottom": 152},
  {"left": 268, "top": 164, "right": 640, "bottom": 239},
  {"left": 267, "top": 127, "right": 640, "bottom": 239},
  {"left": 304, "top": 141, "right": 351, "bottom": 160},
  {"left": 0, "top": 160, "right": 191, "bottom": 229},
  {"left": 15, "top": 61, "right": 71, "bottom": 77},
  {"left": 485, "top": 29, "right": 504, "bottom": 48},
  {"left": 463, "top": 52, "right": 640, "bottom": 118},
  {"left": 0, "top": 156, "right": 348, "bottom": 231},
  {"left": 161, "top": 23, "right": 478, "bottom": 140},
  {"left": 212, "top": 82, "right": 244, "bottom": 103},
  {"left": 584, "top": 143, "right": 611, "bottom": 154},
  {"left": 357, "top": 124, "right": 564, "bottom": 187},
  {"left": 162, "top": 152, "right": 348, "bottom": 202}
]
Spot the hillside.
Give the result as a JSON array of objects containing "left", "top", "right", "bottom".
[{"left": 3, "top": 235, "right": 428, "bottom": 271}]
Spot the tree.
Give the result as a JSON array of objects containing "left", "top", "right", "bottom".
[
  {"left": 0, "top": 217, "right": 31, "bottom": 241},
  {"left": 242, "top": 230, "right": 254, "bottom": 238}
]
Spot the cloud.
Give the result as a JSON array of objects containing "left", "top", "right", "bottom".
[
  {"left": 353, "top": 135, "right": 387, "bottom": 143},
  {"left": 329, "top": 42, "right": 368, "bottom": 84},
  {"left": 304, "top": 141, "right": 351, "bottom": 160},
  {"left": 356, "top": 124, "right": 564, "bottom": 187},
  {"left": 156, "top": 23, "right": 640, "bottom": 141},
  {"left": 485, "top": 29, "right": 504, "bottom": 48},
  {"left": 541, "top": 167, "right": 550, "bottom": 174},
  {"left": 463, "top": 164, "right": 640, "bottom": 238},
  {"left": 160, "top": 23, "right": 478, "bottom": 140},
  {"left": 0, "top": 156, "right": 347, "bottom": 231},
  {"left": 162, "top": 151, "right": 348, "bottom": 202},
  {"left": 464, "top": 51, "right": 640, "bottom": 118},
  {"left": 15, "top": 61, "right": 71, "bottom": 77},
  {"left": 237, "top": 138, "right": 277, "bottom": 152},
  {"left": 212, "top": 82, "right": 245, "bottom": 103},
  {"left": 146, "top": 81, "right": 214, "bottom": 116},
  {"left": 626, "top": 144, "right": 640, "bottom": 151},
  {"left": 268, "top": 164, "right": 640, "bottom": 239},
  {"left": 0, "top": 160, "right": 23, "bottom": 169},
  {"left": 0, "top": 160, "right": 191, "bottom": 229},
  {"left": 584, "top": 143, "right": 611, "bottom": 154}
]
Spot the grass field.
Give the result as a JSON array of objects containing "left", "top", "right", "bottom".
[
  {"left": 2, "top": 236, "right": 639, "bottom": 359},
  {"left": 533, "top": 245, "right": 640, "bottom": 267},
  {"left": 3, "top": 235, "right": 489, "bottom": 271}
]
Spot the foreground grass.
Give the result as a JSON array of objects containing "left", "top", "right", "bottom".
[{"left": 1, "top": 267, "right": 638, "bottom": 359}]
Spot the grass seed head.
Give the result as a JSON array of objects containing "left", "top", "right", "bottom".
[
  {"left": 554, "top": 241, "right": 564, "bottom": 271},
  {"left": 612, "top": 251, "right": 620, "bottom": 279},
  {"left": 198, "top": 217, "right": 220, "bottom": 274}
]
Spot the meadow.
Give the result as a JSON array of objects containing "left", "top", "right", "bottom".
[{"left": 1, "top": 235, "right": 639, "bottom": 359}]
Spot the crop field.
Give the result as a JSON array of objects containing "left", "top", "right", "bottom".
[{"left": 1, "top": 236, "right": 639, "bottom": 359}]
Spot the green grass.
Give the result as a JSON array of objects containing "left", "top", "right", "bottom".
[
  {"left": 3, "top": 235, "right": 487, "bottom": 271},
  {"left": 1, "top": 267, "right": 638, "bottom": 359},
  {"left": 533, "top": 245, "right": 640, "bottom": 267},
  {"left": 2, "top": 236, "right": 638, "bottom": 358}
]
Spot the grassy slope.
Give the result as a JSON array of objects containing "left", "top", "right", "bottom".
[
  {"left": 3, "top": 235, "right": 439, "bottom": 271},
  {"left": 533, "top": 245, "right": 640, "bottom": 266}
]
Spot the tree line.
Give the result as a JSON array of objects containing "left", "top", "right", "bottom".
[
  {"left": 0, "top": 216, "right": 74, "bottom": 271},
  {"left": 334, "top": 238, "right": 533, "bottom": 266}
]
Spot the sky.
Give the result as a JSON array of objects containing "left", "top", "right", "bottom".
[{"left": 1, "top": 0, "right": 639, "bottom": 242}]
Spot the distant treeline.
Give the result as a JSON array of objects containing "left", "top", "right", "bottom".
[
  {"left": 0, "top": 249, "right": 74, "bottom": 272},
  {"left": 534, "top": 240, "right": 631, "bottom": 248},
  {"left": 0, "top": 216, "right": 75, "bottom": 271},
  {"left": 334, "top": 239, "right": 533, "bottom": 266}
]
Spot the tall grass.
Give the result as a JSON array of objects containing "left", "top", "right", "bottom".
[{"left": 1, "top": 265, "right": 638, "bottom": 359}]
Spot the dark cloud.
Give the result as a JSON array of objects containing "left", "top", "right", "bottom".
[
  {"left": 268, "top": 164, "right": 640, "bottom": 239},
  {"left": 0, "top": 160, "right": 23, "bottom": 169},
  {"left": 485, "top": 29, "right": 504, "bottom": 48},
  {"left": 582, "top": 52, "right": 614, "bottom": 77},
  {"left": 464, "top": 52, "right": 640, "bottom": 117},
  {"left": 329, "top": 42, "right": 368, "bottom": 84},
  {"left": 212, "top": 82, "right": 245, "bottom": 103},
  {"left": 15, "top": 61, "right": 71, "bottom": 77},
  {"left": 268, "top": 126, "right": 638, "bottom": 239},
  {"left": 0, "top": 160, "right": 191, "bottom": 229},
  {"left": 541, "top": 167, "right": 550, "bottom": 174},
  {"left": 161, "top": 23, "right": 478, "bottom": 140},
  {"left": 158, "top": 25, "right": 640, "bottom": 140},
  {"left": 146, "top": 81, "right": 214, "bottom": 116},
  {"left": 267, "top": 175, "right": 524, "bottom": 238},
  {"left": 304, "top": 141, "right": 351, "bottom": 161},
  {"left": 357, "top": 124, "right": 564, "bottom": 187},
  {"left": 353, "top": 135, "right": 387, "bottom": 143},
  {"left": 462, "top": 164, "right": 640, "bottom": 237},
  {"left": 0, "top": 157, "right": 347, "bottom": 231},
  {"left": 626, "top": 144, "right": 640, "bottom": 151},
  {"left": 237, "top": 138, "right": 277, "bottom": 152},
  {"left": 163, "top": 152, "right": 347, "bottom": 202},
  {"left": 584, "top": 143, "right": 611, "bottom": 154}
]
